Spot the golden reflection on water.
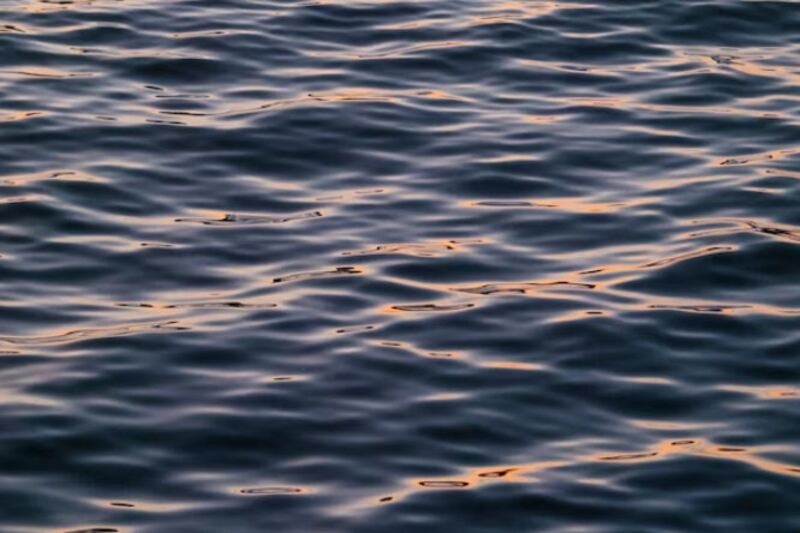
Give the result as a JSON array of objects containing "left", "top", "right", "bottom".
[
  {"left": 371, "top": 339, "right": 545, "bottom": 373},
  {"left": 381, "top": 302, "right": 476, "bottom": 315},
  {"left": 2, "top": 0, "right": 799, "bottom": 529},
  {"left": 698, "top": 53, "right": 800, "bottom": 82},
  {"left": 713, "top": 146, "right": 800, "bottom": 167},
  {"left": 521, "top": 114, "right": 564, "bottom": 124},
  {"left": 419, "top": 392, "right": 469, "bottom": 402},
  {"left": 546, "top": 308, "right": 609, "bottom": 323},
  {"left": 0, "top": 194, "right": 47, "bottom": 204},
  {"left": 453, "top": 280, "right": 595, "bottom": 295},
  {"left": 90, "top": 499, "right": 194, "bottom": 513},
  {"left": 2, "top": 170, "right": 105, "bottom": 186},
  {"left": 469, "top": 1, "right": 596, "bottom": 26},
  {"left": 598, "top": 439, "right": 800, "bottom": 478},
  {"left": 684, "top": 217, "right": 800, "bottom": 243},
  {"left": 764, "top": 167, "right": 800, "bottom": 180},
  {"left": 0, "top": 110, "right": 45, "bottom": 122},
  {"left": 0, "top": 321, "right": 187, "bottom": 349},
  {"left": 366, "top": 228, "right": 800, "bottom": 320},
  {"left": 0, "top": 389, "right": 59, "bottom": 407},
  {"left": 480, "top": 361, "right": 543, "bottom": 371},
  {"left": 135, "top": 86, "right": 473, "bottom": 128},
  {"left": 371, "top": 339, "right": 465, "bottom": 360},
  {"left": 461, "top": 197, "right": 645, "bottom": 213},
  {"left": 307, "top": 41, "right": 473, "bottom": 60},
  {"left": 70, "top": 45, "right": 203, "bottom": 60},
  {"left": 236, "top": 486, "right": 313, "bottom": 496},
  {"left": 20, "top": 0, "right": 156, "bottom": 12},
  {"left": 360, "top": 438, "right": 800, "bottom": 507},
  {"left": 629, "top": 420, "right": 717, "bottom": 431},
  {"left": 615, "top": 376, "right": 676, "bottom": 386},
  {"left": 314, "top": 187, "right": 390, "bottom": 202},
  {"left": 377, "top": 18, "right": 449, "bottom": 31},
  {"left": 0, "top": 67, "right": 94, "bottom": 78},
  {"left": 342, "top": 240, "right": 463, "bottom": 258},
  {"left": 718, "top": 385, "right": 800, "bottom": 400},
  {"left": 349, "top": 460, "right": 566, "bottom": 510}
]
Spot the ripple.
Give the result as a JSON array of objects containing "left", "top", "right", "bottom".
[
  {"left": 174, "top": 211, "right": 323, "bottom": 226},
  {"left": 239, "top": 487, "right": 307, "bottom": 496},
  {"left": 117, "top": 301, "right": 277, "bottom": 310},
  {"left": 387, "top": 303, "right": 476, "bottom": 313},
  {"left": 455, "top": 281, "right": 595, "bottom": 295},
  {"left": 688, "top": 219, "right": 800, "bottom": 243},
  {"left": 2, "top": 170, "right": 105, "bottom": 186},
  {"left": 342, "top": 242, "right": 459, "bottom": 258},
  {"left": 273, "top": 266, "right": 362, "bottom": 284},
  {"left": 2, "top": 0, "right": 800, "bottom": 530},
  {"left": 417, "top": 480, "right": 470, "bottom": 489},
  {"left": 0, "top": 321, "right": 188, "bottom": 348}
]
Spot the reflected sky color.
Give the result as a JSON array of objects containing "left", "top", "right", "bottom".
[{"left": 1, "top": 0, "right": 800, "bottom": 531}]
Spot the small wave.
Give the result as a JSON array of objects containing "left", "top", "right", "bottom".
[
  {"left": 0, "top": 321, "right": 188, "bottom": 347},
  {"left": 388, "top": 303, "right": 475, "bottom": 313},
  {"left": 175, "top": 211, "right": 323, "bottom": 226},
  {"left": 240, "top": 487, "right": 306, "bottom": 496},
  {"left": 455, "top": 281, "right": 595, "bottom": 295},
  {"left": 273, "top": 266, "right": 362, "bottom": 283}
]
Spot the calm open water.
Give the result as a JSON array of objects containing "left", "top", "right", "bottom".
[{"left": 1, "top": 1, "right": 800, "bottom": 531}]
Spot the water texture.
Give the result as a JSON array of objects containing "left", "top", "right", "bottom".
[{"left": 1, "top": 0, "right": 800, "bottom": 531}]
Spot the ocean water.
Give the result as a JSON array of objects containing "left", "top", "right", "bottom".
[{"left": 1, "top": 1, "right": 800, "bottom": 531}]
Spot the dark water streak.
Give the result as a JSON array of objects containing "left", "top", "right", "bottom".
[{"left": 1, "top": 0, "right": 800, "bottom": 531}]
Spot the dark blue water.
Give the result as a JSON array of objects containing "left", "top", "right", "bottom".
[{"left": 2, "top": 1, "right": 800, "bottom": 531}]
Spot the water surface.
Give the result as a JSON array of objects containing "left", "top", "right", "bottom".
[{"left": 1, "top": 1, "right": 800, "bottom": 531}]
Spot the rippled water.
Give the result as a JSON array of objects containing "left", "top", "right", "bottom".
[{"left": 2, "top": 0, "right": 800, "bottom": 531}]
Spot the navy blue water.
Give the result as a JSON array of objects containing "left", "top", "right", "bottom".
[{"left": 1, "top": 0, "right": 800, "bottom": 531}]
